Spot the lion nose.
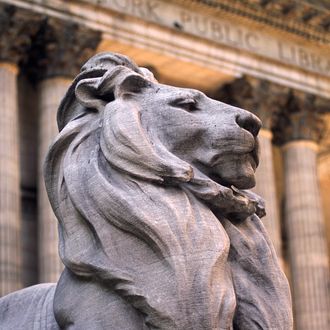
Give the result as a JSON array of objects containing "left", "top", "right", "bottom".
[{"left": 235, "top": 111, "right": 261, "bottom": 137}]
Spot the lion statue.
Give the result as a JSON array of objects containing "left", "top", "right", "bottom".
[{"left": 0, "top": 52, "right": 292, "bottom": 329}]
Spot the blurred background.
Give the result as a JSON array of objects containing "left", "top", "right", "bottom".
[{"left": 0, "top": 0, "right": 329, "bottom": 328}]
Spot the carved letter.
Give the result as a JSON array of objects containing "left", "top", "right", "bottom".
[
  {"left": 146, "top": 1, "right": 161, "bottom": 21},
  {"left": 245, "top": 32, "right": 260, "bottom": 51},
  {"left": 194, "top": 16, "right": 208, "bottom": 35},
  {"left": 224, "top": 25, "right": 242, "bottom": 47},
  {"left": 278, "top": 42, "right": 296, "bottom": 64},
  {"left": 131, "top": 0, "right": 146, "bottom": 17},
  {"left": 180, "top": 10, "right": 192, "bottom": 26},
  {"left": 298, "top": 48, "right": 310, "bottom": 68},
  {"left": 211, "top": 21, "right": 224, "bottom": 41}
]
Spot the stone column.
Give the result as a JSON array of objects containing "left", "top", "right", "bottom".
[
  {"left": 37, "top": 78, "right": 71, "bottom": 283},
  {"left": 252, "top": 81, "right": 291, "bottom": 262},
  {"left": 24, "top": 18, "right": 101, "bottom": 282},
  {"left": 216, "top": 77, "right": 285, "bottom": 260},
  {"left": 255, "top": 129, "right": 282, "bottom": 259},
  {"left": 18, "top": 76, "right": 39, "bottom": 287},
  {"left": 315, "top": 102, "right": 330, "bottom": 260},
  {"left": 278, "top": 93, "right": 330, "bottom": 330},
  {"left": 0, "top": 63, "right": 21, "bottom": 296},
  {"left": 0, "top": 4, "right": 41, "bottom": 295}
]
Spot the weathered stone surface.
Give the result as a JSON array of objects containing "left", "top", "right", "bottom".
[
  {"left": 23, "top": 17, "right": 101, "bottom": 81},
  {"left": 0, "top": 52, "right": 292, "bottom": 329},
  {"left": 0, "top": 4, "right": 42, "bottom": 64},
  {"left": 273, "top": 91, "right": 326, "bottom": 145},
  {"left": 0, "top": 283, "right": 58, "bottom": 329}
]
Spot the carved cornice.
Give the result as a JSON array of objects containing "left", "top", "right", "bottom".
[
  {"left": 22, "top": 17, "right": 101, "bottom": 81},
  {"left": 171, "top": 0, "right": 330, "bottom": 43},
  {"left": 216, "top": 76, "right": 290, "bottom": 130},
  {"left": 273, "top": 91, "right": 326, "bottom": 144},
  {"left": 0, "top": 4, "right": 42, "bottom": 65}
]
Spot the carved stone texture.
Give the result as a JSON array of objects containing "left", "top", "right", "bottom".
[
  {"left": 314, "top": 94, "right": 330, "bottom": 114},
  {"left": 216, "top": 76, "right": 290, "bottom": 130},
  {"left": 23, "top": 17, "right": 101, "bottom": 81},
  {"left": 273, "top": 91, "right": 326, "bottom": 145},
  {"left": 0, "top": 52, "right": 293, "bottom": 329},
  {"left": 0, "top": 4, "right": 42, "bottom": 64}
]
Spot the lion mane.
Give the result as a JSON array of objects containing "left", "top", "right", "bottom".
[{"left": 45, "top": 53, "right": 292, "bottom": 329}]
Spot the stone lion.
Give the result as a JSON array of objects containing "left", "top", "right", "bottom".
[{"left": 0, "top": 53, "right": 292, "bottom": 329}]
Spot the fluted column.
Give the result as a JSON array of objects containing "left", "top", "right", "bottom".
[
  {"left": 216, "top": 77, "right": 285, "bottom": 260},
  {"left": 0, "top": 63, "right": 21, "bottom": 296},
  {"left": 318, "top": 152, "right": 330, "bottom": 259},
  {"left": 255, "top": 129, "right": 282, "bottom": 259},
  {"left": 37, "top": 78, "right": 71, "bottom": 282},
  {"left": 24, "top": 18, "right": 101, "bottom": 282},
  {"left": 278, "top": 93, "right": 330, "bottom": 330},
  {"left": 0, "top": 4, "right": 42, "bottom": 296},
  {"left": 18, "top": 76, "right": 39, "bottom": 287}
]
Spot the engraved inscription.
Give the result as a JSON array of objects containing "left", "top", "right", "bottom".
[{"left": 89, "top": 0, "right": 330, "bottom": 76}]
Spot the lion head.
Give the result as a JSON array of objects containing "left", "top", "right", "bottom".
[{"left": 45, "top": 53, "right": 271, "bottom": 329}]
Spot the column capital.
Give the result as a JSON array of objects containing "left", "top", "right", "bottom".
[
  {"left": 0, "top": 4, "right": 42, "bottom": 65},
  {"left": 273, "top": 91, "right": 326, "bottom": 145},
  {"left": 216, "top": 76, "right": 290, "bottom": 130},
  {"left": 23, "top": 17, "right": 102, "bottom": 81}
]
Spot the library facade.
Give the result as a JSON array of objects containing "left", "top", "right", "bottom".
[{"left": 0, "top": 0, "right": 329, "bottom": 328}]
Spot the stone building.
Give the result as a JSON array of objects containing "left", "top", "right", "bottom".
[{"left": 0, "top": 0, "right": 329, "bottom": 329}]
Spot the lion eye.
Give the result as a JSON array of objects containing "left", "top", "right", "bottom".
[{"left": 174, "top": 98, "right": 198, "bottom": 112}]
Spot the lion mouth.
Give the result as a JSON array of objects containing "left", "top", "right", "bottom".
[{"left": 209, "top": 137, "right": 260, "bottom": 170}]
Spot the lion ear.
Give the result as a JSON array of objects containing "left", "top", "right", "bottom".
[
  {"left": 115, "top": 73, "right": 152, "bottom": 98},
  {"left": 75, "top": 70, "right": 151, "bottom": 111},
  {"left": 75, "top": 77, "right": 108, "bottom": 111}
]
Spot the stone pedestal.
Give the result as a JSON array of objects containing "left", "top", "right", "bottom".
[{"left": 0, "top": 63, "right": 21, "bottom": 295}]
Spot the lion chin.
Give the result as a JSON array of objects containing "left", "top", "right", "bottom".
[{"left": 0, "top": 52, "right": 292, "bottom": 330}]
